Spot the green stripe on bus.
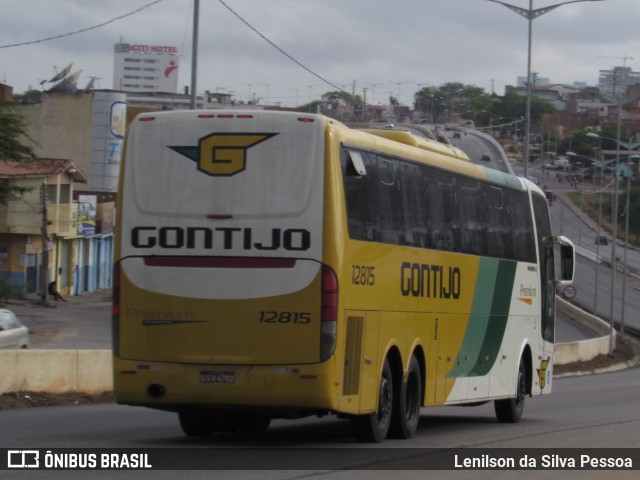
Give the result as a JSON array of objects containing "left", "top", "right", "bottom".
[
  {"left": 470, "top": 259, "right": 517, "bottom": 376},
  {"left": 448, "top": 258, "right": 517, "bottom": 378}
]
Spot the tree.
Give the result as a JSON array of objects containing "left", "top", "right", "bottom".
[
  {"left": 0, "top": 100, "right": 34, "bottom": 204},
  {"left": 493, "top": 93, "right": 557, "bottom": 126},
  {"left": 557, "top": 122, "right": 633, "bottom": 161},
  {"left": 413, "top": 83, "right": 493, "bottom": 124},
  {"left": 13, "top": 88, "right": 43, "bottom": 104},
  {"left": 321, "top": 91, "right": 360, "bottom": 110},
  {"left": 627, "top": 187, "right": 640, "bottom": 243},
  {"left": 0, "top": 100, "right": 34, "bottom": 160},
  {"left": 598, "top": 122, "right": 632, "bottom": 151}
]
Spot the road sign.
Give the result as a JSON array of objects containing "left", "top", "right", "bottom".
[{"left": 562, "top": 285, "right": 577, "bottom": 299}]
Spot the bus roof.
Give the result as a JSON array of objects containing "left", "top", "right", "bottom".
[{"left": 356, "top": 128, "right": 470, "bottom": 162}]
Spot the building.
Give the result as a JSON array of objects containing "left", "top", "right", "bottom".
[
  {"left": 598, "top": 66, "right": 640, "bottom": 99},
  {"left": 113, "top": 42, "right": 179, "bottom": 93},
  {"left": 0, "top": 82, "right": 12, "bottom": 102},
  {"left": 10, "top": 89, "right": 125, "bottom": 299},
  {"left": 0, "top": 159, "right": 96, "bottom": 298},
  {"left": 18, "top": 90, "right": 127, "bottom": 193},
  {"left": 517, "top": 73, "right": 550, "bottom": 87}
]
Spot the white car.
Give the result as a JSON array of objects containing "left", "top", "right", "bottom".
[{"left": 0, "top": 309, "right": 29, "bottom": 349}]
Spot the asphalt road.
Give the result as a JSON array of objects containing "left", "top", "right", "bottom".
[
  {"left": 9, "top": 297, "right": 112, "bottom": 350},
  {"left": 1, "top": 365, "right": 638, "bottom": 478}
]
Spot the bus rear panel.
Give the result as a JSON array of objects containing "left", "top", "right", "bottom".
[{"left": 113, "top": 111, "right": 336, "bottom": 413}]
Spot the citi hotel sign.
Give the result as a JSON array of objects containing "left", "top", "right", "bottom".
[{"left": 127, "top": 44, "right": 177, "bottom": 55}]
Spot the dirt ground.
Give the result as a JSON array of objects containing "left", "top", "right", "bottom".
[
  {"left": 1, "top": 338, "right": 637, "bottom": 411},
  {"left": 0, "top": 390, "right": 115, "bottom": 410}
]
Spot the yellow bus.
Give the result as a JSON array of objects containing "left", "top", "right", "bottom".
[{"left": 113, "top": 110, "right": 575, "bottom": 442}]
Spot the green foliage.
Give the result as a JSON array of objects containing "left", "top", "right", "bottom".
[
  {"left": 413, "top": 83, "right": 488, "bottom": 123},
  {"left": 321, "top": 91, "right": 361, "bottom": 109},
  {"left": 570, "top": 186, "right": 640, "bottom": 245},
  {"left": 625, "top": 187, "right": 640, "bottom": 242},
  {"left": 413, "top": 85, "right": 556, "bottom": 127},
  {"left": 12, "top": 89, "right": 42, "bottom": 103},
  {"left": 0, "top": 278, "right": 23, "bottom": 304},
  {"left": 598, "top": 122, "right": 633, "bottom": 150},
  {"left": 0, "top": 100, "right": 34, "bottom": 161},
  {"left": 559, "top": 130, "right": 596, "bottom": 158},
  {"left": 0, "top": 100, "right": 35, "bottom": 205},
  {"left": 558, "top": 122, "right": 633, "bottom": 159},
  {"left": 493, "top": 93, "right": 557, "bottom": 125}
]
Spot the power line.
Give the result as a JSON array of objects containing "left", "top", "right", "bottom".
[
  {"left": 216, "top": 0, "right": 350, "bottom": 97},
  {"left": 0, "top": 1, "right": 164, "bottom": 49}
]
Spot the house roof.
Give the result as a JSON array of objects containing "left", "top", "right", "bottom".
[{"left": 0, "top": 158, "right": 88, "bottom": 183}]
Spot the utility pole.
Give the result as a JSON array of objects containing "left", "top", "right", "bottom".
[
  {"left": 190, "top": 0, "right": 199, "bottom": 109},
  {"left": 362, "top": 88, "right": 367, "bottom": 122},
  {"left": 40, "top": 182, "right": 49, "bottom": 306}
]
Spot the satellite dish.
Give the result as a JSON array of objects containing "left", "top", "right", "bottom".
[
  {"left": 48, "top": 70, "right": 83, "bottom": 93},
  {"left": 40, "top": 63, "right": 73, "bottom": 85}
]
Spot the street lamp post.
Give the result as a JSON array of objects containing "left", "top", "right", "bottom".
[
  {"left": 486, "top": 0, "right": 604, "bottom": 178},
  {"left": 620, "top": 158, "right": 635, "bottom": 335},
  {"left": 587, "top": 127, "right": 639, "bottom": 354},
  {"left": 566, "top": 150, "right": 606, "bottom": 313}
]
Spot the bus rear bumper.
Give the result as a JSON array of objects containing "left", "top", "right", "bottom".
[{"left": 113, "top": 356, "right": 339, "bottom": 415}]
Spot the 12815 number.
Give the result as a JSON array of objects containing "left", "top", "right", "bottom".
[
  {"left": 352, "top": 265, "right": 375, "bottom": 286},
  {"left": 259, "top": 311, "right": 311, "bottom": 324}
]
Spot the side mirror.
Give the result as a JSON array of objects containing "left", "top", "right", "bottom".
[{"left": 554, "top": 235, "right": 575, "bottom": 286}]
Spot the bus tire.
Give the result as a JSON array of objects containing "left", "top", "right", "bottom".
[
  {"left": 178, "top": 411, "right": 214, "bottom": 437},
  {"left": 494, "top": 359, "right": 526, "bottom": 423},
  {"left": 351, "top": 358, "right": 393, "bottom": 442},
  {"left": 389, "top": 355, "right": 422, "bottom": 439}
]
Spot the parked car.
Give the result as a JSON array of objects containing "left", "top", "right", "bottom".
[{"left": 0, "top": 309, "right": 29, "bottom": 349}]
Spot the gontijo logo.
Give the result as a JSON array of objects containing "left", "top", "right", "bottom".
[{"left": 170, "top": 133, "right": 278, "bottom": 176}]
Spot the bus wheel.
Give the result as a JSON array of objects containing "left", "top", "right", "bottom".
[
  {"left": 389, "top": 355, "right": 422, "bottom": 439},
  {"left": 178, "top": 411, "right": 214, "bottom": 437},
  {"left": 494, "top": 359, "right": 526, "bottom": 423},
  {"left": 351, "top": 358, "right": 393, "bottom": 442}
]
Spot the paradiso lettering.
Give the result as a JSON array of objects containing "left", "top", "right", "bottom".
[
  {"left": 131, "top": 226, "right": 311, "bottom": 251},
  {"left": 400, "top": 261, "right": 461, "bottom": 299}
]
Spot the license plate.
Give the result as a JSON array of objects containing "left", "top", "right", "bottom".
[{"left": 199, "top": 371, "right": 235, "bottom": 384}]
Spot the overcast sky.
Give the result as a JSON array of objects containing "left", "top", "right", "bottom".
[{"left": 1, "top": 0, "right": 638, "bottom": 106}]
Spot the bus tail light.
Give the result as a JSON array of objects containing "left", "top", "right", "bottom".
[{"left": 320, "top": 265, "right": 338, "bottom": 361}]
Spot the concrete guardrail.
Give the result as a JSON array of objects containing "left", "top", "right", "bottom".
[
  {"left": 0, "top": 349, "right": 112, "bottom": 394},
  {"left": 554, "top": 297, "right": 614, "bottom": 365},
  {"left": 0, "top": 298, "right": 613, "bottom": 394}
]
